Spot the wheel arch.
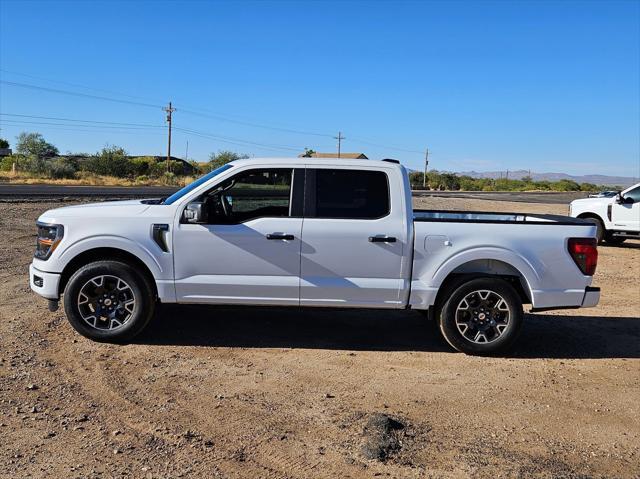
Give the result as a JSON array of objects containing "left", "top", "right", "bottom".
[
  {"left": 428, "top": 251, "right": 537, "bottom": 317},
  {"left": 59, "top": 247, "right": 158, "bottom": 298},
  {"left": 576, "top": 212, "right": 606, "bottom": 224}
]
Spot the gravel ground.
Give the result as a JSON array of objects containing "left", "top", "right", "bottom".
[{"left": 0, "top": 198, "right": 638, "bottom": 478}]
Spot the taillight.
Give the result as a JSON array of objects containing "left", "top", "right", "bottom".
[{"left": 568, "top": 238, "right": 598, "bottom": 276}]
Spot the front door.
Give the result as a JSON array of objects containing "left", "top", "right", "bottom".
[
  {"left": 299, "top": 167, "right": 408, "bottom": 308},
  {"left": 612, "top": 185, "right": 640, "bottom": 232},
  {"left": 173, "top": 168, "right": 303, "bottom": 305}
]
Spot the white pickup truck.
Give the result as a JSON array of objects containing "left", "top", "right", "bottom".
[
  {"left": 30, "top": 158, "right": 600, "bottom": 354},
  {"left": 570, "top": 182, "right": 640, "bottom": 244}
]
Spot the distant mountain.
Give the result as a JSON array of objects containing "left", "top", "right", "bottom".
[{"left": 457, "top": 170, "right": 638, "bottom": 187}]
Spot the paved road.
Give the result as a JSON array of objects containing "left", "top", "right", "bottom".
[{"left": 0, "top": 183, "right": 589, "bottom": 204}]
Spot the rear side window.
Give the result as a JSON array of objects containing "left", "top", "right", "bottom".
[{"left": 307, "top": 169, "right": 390, "bottom": 219}]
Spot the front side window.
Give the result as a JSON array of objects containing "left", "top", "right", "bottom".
[
  {"left": 308, "top": 169, "right": 390, "bottom": 219},
  {"left": 205, "top": 168, "right": 293, "bottom": 224},
  {"left": 163, "top": 163, "right": 233, "bottom": 205},
  {"left": 623, "top": 186, "right": 640, "bottom": 202}
]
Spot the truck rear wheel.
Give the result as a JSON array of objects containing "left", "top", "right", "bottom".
[
  {"left": 604, "top": 233, "right": 626, "bottom": 245},
  {"left": 63, "top": 260, "right": 155, "bottom": 342},
  {"left": 437, "top": 277, "right": 523, "bottom": 355}
]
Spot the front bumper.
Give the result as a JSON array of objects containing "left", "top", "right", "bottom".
[{"left": 29, "top": 263, "right": 61, "bottom": 300}]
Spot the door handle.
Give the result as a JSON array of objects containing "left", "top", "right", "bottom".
[
  {"left": 266, "top": 233, "right": 295, "bottom": 240},
  {"left": 368, "top": 236, "right": 397, "bottom": 243}
]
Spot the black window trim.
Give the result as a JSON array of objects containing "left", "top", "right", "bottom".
[{"left": 303, "top": 168, "right": 392, "bottom": 220}]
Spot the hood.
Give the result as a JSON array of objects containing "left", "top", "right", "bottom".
[
  {"left": 38, "top": 199, "right": 152, "bottom": 222},
  {"left": 570, "top": 196, "right": 613, "bottom": 207}
]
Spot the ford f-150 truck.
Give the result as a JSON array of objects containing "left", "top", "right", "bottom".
[
  {"left": 570, "top": 182, "right": 640, "bottom": 244},
  {"left": 30, "top": 158, "right": 600, "bottom": 354}
]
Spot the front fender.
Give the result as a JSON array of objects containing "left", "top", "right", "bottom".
[{"left": 52, "top": 235, "right": 165, "bottom": 279}]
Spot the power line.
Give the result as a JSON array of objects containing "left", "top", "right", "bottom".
[
  {"left": 0, "top": 80, "right": 163, "bottom": 109},
  {"left": 0, "top": 112, "right": 164, "bottom": 128},
  {"left": 0, "top": 68, "right": 163, "bottom": 105},
  {"left": 0, "top": 113, "right": 303, "bottom": 152},
  {"left": 0, "top": 72, "right": 428, "bottom": 155},
  {"left": 177, "top": 107, "right": 333, "bottom": 138},
  {"left": 0, "top": 120, "right": 166, "bottom": 136},
  {"left": 173, "top": 126, "right": 303, "bottom": 153},
  {"left": 348, "top": 135, "right": 424, "bottom": 154},
  {"left": 0, "top": 119, "right": 162, "bottom": 130}
]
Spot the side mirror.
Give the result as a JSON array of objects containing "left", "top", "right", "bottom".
[
  {"left": 183, "top": 201, "right": 207, "bottom": 223},
  {"left": 615, "top": 193, "right": 624, "bottom": 204}
]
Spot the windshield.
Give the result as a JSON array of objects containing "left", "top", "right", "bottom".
[{"left": 163, "top": 164, "right": 234, "bottom": 205}]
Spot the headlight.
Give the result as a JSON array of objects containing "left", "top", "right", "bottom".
[{"left": 35, "top": 222, "right": 64, "bottom": 260}]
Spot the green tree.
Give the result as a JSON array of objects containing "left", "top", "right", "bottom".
[
  {"left": 0, "top": 138, "right": 9, "bottom": 149},
  {"left": 15, "top": 132, "right": 58, "bottom": 158},
  {"left": 83, "top": 145, "right": 133, "bottom": 177},
  {"left": 579, "top": 182, "right": 598, "bottom": 192},
  {"left": 208, "top": 150, "right": 249, "bottom": 169},
  {"left": 301, "top": 148, "right": 316, "bottom": 158}
]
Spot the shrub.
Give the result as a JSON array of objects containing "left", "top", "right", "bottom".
[
  {"left": 47, "top": 157, "right": 77, "bottom": 179},
  {"left": 82, "top": 146, "right": 133, "bottom": 177},
  {"left": 0, "top": 156, "right": 13, "bottom": 171},
  {"left": 159, "top": 171, "right": 177, "bottom": 185},
  {"left": 131, "top": 156, "right": 156, "bottom": 176}
]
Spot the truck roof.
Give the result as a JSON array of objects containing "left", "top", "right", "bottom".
[{"left": 227, "top": 157, "right": 404, "bottom": 169}]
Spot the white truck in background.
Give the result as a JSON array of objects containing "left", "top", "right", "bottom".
[
  {"left": 570, "top": 182, "right": 640, "bottom": 244},
  {"left": 30, "top": 158, "right": 600, "bottom": 355}
]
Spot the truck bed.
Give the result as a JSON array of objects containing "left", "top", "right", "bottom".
[{"left": 409, "top": 209, "right": 597, "bottom": 311}]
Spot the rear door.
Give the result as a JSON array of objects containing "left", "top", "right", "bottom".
[{"left": 299, "top": 166, "right": 408, "bottom": 308}]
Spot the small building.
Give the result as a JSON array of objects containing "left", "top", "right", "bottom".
[
  {"left": 0, "top": 148, "right": 12, "bottom": 157},
  {"left": 299, "top": 152, "right": 368, "bottom": 160}
]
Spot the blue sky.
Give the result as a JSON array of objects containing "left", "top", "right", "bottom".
[{"left": 1, "top": 0, "right": 638, "bottom": 177}]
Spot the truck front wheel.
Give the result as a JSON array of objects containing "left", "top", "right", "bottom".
[
  {"left": 63, "top": 260, "right": 156, "bottom": 342},
  {"left": 438, "top": 277, "right": 523, "bottom": 355}
]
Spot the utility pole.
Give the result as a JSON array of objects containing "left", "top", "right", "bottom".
[
  {"left": 334, "top": 131, "right": 345, "bottom": 158},
  {"left": 163, "top": 101, "right": 176, "bottom": 172},
  {"left": 185, "top": 140, "right": 189, "bottom": 163},
  {"left": 423, "top": 148, "right": 429, "bottom": 189}
]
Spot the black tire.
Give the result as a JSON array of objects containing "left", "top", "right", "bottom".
[
  {"left": 63, "top": 260, "right": 156, "bottom": 342},
  {"left": 583, "top": 217, "right": 605, "bottom": 244},
  {"left": 604, "top": 233, "right": 626, "bottom": 245},
  {"left": 437, "top": 277, "right": 523, "bottom": 355}
]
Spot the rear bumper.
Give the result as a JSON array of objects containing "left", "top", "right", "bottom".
[
  {"left": 581, "top": 286, "right": 600, "bottom": 308},
  {"left": 29, "top": 263, "right": 61, "bottom": 300},
  {"left": 530, "top": 286, "right": 600, "bottom": 313}
]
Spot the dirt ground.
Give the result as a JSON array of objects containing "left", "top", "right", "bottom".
[{"left": 1, "top": 197, "right": 638, "bottom": 479}]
